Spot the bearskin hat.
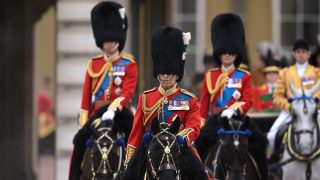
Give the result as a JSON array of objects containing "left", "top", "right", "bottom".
[
  {"left": 211, "top": 13, "right": 245, "bottom": 67},
  {"left": 152, "top": 26, "right": 189, "bottom": 82},
  {"left": 91, "top": 1, "right": 128, "bottom": 51}
]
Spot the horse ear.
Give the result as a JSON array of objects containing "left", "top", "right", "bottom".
[
  {"left": 151, "top": 116, "right": 160, "bottom": 135},
  {"left": 305, "top": 81, "right": 320, "bottom": 96},
  {"left": 169, "top": 115, "right": 181, "bottom": 134}
]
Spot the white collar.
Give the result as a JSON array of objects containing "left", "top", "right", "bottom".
[
  {"left": 296, "top": 62, "right": 308, "bottom": 77},
  {"left": 296, "top": 62, "right": 308, "bottom": 69}
]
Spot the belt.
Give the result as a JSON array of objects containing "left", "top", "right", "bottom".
[
  {"left": 211, "top": 107, "right": 226, "bottom": 114},
  {"left": 94, "top": 100, "right": 111, "bottom": 109}
]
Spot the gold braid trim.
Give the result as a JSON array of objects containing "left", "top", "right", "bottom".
[
  {"left": 124, "top": 145, "right": 136, "bottom": 165},
  {"left": 79, "top": 110, "right": 89, "bottom": 128},
  {"left": 180, "top": 89, "right": 196, "bottom": 98},
  {"left": 206, "top": 71, "right": 228, "bottom": 103},
  {"left": 91, "top": 118, "right": 101, "bottom": 129},
  {"left": 229, "top": 101, "right": 246, "bottom": 113},
  {"left": 142, "top": 87, "right": 157, "bottom": 94},
  {"left": 142, "top": 94, "right": 162, "bottom": 126},
  {"left": 121, "top": 52, "right": 135, "bottom": 62},
  {"left": 87, "top": 60, "right": 108, "bottom": 78},
  {"left": 92, "top": 62, "right": 113, "bottom": 96},
  {"left": 108, "top": 97, "right": 125, "bottom": 111},
  {"left": 177, "top": 128, "right": 193, "bottom": 146}
]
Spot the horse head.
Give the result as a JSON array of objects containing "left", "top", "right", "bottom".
[
  {"left": 85, "top": 118, "right": 125, "bottom": 179},
  {"left": 146, "top": 116, "right": 181, "bottom": 180},
  {"left": 218, "top": 113, "right": 251, "bottom": 180},
  {"left": 289, "top": 81, "right": 320, "bottom": 155}
]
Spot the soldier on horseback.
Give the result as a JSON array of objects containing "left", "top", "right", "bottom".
[
  {"left": 123, "top": 26, "right": 207, "bottom": 179},
  {"left": 194, "top": 13, "right": 269, "bottom": 180},
  {"left": 69, "top": 1, "right": 138, "bottom": 179},
  {"left": 267, "top": 39, "right": 320, "bottom": 163}
]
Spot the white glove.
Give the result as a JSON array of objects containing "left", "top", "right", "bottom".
[
  {"left": 221, "top": 108, "right": 236, "bottom": 119},
  {"left": 102, "top": 109, "right": 115, "bottom": 121}
]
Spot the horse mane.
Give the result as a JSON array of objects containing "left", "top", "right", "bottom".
[
  {"left": 121, "top": 140, "right": 149, "bottom": 180},
  {"left": 180, "top": 146, "right": 208, "bottom": 180}
]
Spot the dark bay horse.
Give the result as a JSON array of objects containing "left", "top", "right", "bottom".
[
  {"left": 80, "top": 120, "right": 126, "bottom": 180},
  {"left": 76, "top": 104, "right": 133, "bottom": 180},
  {"left": 122, "top": 117, "right": 208, "bottom": 180},
  {"left": 204, "top": 115, "right": 262, "bottom": 180}
]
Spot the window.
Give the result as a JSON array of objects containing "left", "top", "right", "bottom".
[{"left": 279, "top": 0, "right": 320, "bottom": 49}]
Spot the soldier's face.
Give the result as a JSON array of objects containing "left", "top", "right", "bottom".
[
  {"left": 103, "top": 42, "right": 119, "bottom": 55},
  {"left": 293, "top": 49, "right": 311, "bottom": 64},
  {"left": 265, "top": 72, "right": 279, "bottom": 84},
  {"left": 220, "top": 53, "right": 237, "bottom": 66},
  {"left": 158, "top": 74, "right": 178, "bottom": 90}
]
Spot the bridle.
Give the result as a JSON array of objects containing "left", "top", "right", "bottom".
[
  {"left": 90, "top": 127, "right": 124, "bottom": 179},
  {"left": 147, "top": 127, "right": 181, "bottom": 179},
  {"left": 290, "top": 94, "right": 318, "bottom": 153},
  {"left": 213, "top": 118, "right": 253, "bottom": 178}
]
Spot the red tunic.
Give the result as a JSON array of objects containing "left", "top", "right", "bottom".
[
  {"left": 127, "top": 86, "right": 201, "bottom": 149},
  {"left": 252, "top": 83, "right": 276, "bottom": 112},
  {"left": 79, "top": 53, "right": 138, "bottom": 125},
  {"left": 37, "top": 91, "right": 53, "bottom": 115},
  {"left": 200, "top": 66, "right": 253, "bottom": 121}
]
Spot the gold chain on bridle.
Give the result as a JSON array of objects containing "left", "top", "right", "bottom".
[
  {"left": 90, "top": 127, "right": 123, "bottom": 180},
  {"left": 147, "top": 127, "right": 180, "bottom": 179}
]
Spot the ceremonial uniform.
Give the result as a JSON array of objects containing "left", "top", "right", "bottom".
[
  {"left": 126, "top": 86, "right": 200, "bottom": 160},
  {"left": 267, "top": 63, "right": 320, "bottom": 150},
  {"left": 194, "top": 14, "right": 268, "bottom": 180},
  {"left": 69, "top": 2, "right": 136, "bottom": 180},
  {"left": 79, "top": 53, "right": 138, "bottom": 125},
  {"left": 252, "top": 59, "right": 281, "bottom": 112},
  {"left": 200, "top": 65, "right": 252, "bottom": 122},
  {"left": 123, "top": 26, "right": 207, "bottom": 180},
  {"left": 252, "top": 83, "right": 276, "bottom": 112},
  {"left": 273, "top": 64, "right": 320, "bottom": 112}
]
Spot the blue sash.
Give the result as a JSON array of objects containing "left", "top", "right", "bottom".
[
  {"left": 94, "top": 58, "right": 131, "bottom": 100},
  {"left": 215, "top": 70, "right": 244, "bottom": 107},
  {"left": 95, "top": 73, "right": 110, "bottom": 100}
]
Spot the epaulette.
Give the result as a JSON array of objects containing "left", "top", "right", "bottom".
[
  {"left": 209, "top": 67, "right": 220, "bottom": 72},
  {"left": 237, "top": 68, "right": 250, "bottom": 74},
  {"left": 142, "top": 87, "right": 157, "bottom": 94},
  {"left": 121, "top": 52, "right": 135, "bottom": 62},
  {"left": 180, "top": 88, "right": 196, "bottom": 98},
  {"left": 86, "top": 57, "right": 110, "bottom": 78}
]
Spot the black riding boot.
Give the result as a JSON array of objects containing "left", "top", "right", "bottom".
[{"left": 69, "top": 121, "right": 92, "bottom": 180}]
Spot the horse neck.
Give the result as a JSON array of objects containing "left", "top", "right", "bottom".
[
  {"left": 222, "top": 149, "right": 246, "bottom": 180},
  {"left": 157, "top": 170, "right": 177, "bottom": 180}
]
